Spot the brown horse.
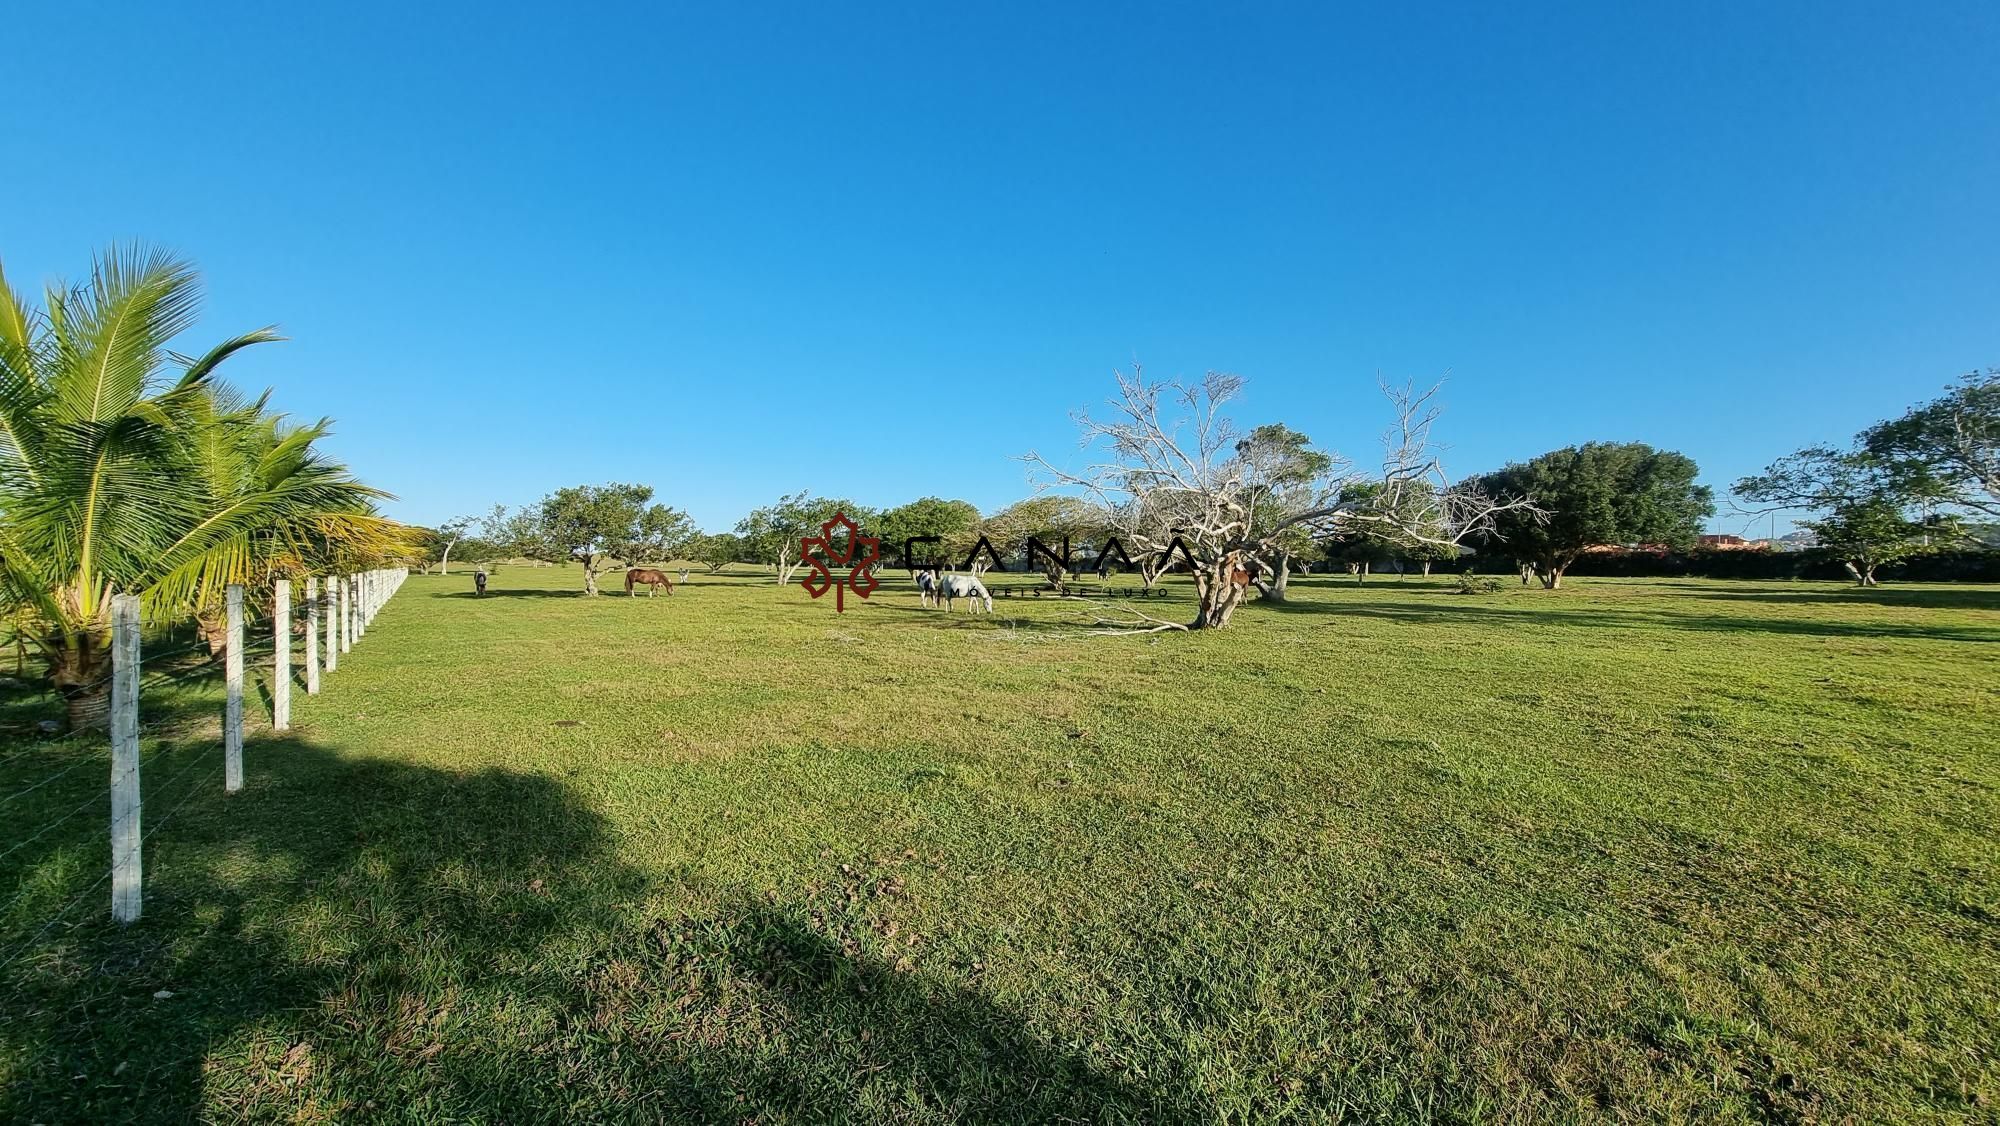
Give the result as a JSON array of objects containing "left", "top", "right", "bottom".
[{"left": 625, "top": 568, "right": 675, "bottom": 596}]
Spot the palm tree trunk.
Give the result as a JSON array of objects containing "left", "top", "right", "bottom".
[{"left": 48, "top": 631, "right": 115, "bottom": 732}]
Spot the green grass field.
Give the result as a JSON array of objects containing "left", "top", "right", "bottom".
[{"left": 3, "top": 566, "right": 1997, "bottom": 1122}]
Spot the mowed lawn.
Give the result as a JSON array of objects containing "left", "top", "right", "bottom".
[{"left": 3, "top": 566, "right": 1997, "bottom": 1122}]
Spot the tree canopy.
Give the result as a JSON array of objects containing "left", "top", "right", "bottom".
[
  {"left": 508, "top": 483, "right": 694, "bottom": 594},
  {"left": 874, "top": 497, "right": 981, "bottom": 567},
  {"left": 1861, "top": 369, "right": 1998, "bottom": 519},
  {"left": 981, "top": 496, "right": 1108, "bottom": 588},
  {"left": 1473, "top": 442, "right": 1712, "bottom": 588},
  {"left": 688, "top": 532, "right": 745, "bottom": 574},
  {"left": 1734, "top": 446, "right": 1953, "bottom": 586},
  {"left": 735, "top": 492, "right": 873, "bottom": 584}
]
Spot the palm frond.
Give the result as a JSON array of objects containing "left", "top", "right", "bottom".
[
  {"left": 52, "top": 245, "right": 200, "bottom": 425},
  {"left": 173, "top": 326, "right": 284, "bottom": 390}
]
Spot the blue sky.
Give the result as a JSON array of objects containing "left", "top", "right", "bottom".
[{"left": 4, "top": 2, "right": 1995, "bottom": 536}]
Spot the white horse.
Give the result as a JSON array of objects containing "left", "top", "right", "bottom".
[{"left": 935, "top": 571, "right": 992, "bottom": 613}]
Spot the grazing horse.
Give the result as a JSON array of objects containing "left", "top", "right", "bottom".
[
  {"left": 914, "top": 569, "right": 940, "bottom": 607},
  {"left": 625, "top": 568, "right": 675, "bottom": 596},
  {"left": 931, "top": 570, "right": 992, "bottom": 613}
]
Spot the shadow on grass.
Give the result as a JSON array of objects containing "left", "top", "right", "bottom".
[
  {"left": 0, "top": 735, "right": 1175, "bottom": 1122},
  {"left": 1683, "top": 586, "right": 2000, "bottom": 612},
  {"left": 439, "top": 588, "right": 595, "bottom": 599},
  {"left": 1263, "top": 594, "right": 2000, "bottom": 643},
  {"left": 867, "top": 597, "right": 1194, "bottom": 634}
]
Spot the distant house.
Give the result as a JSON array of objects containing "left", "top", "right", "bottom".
[{"left": 1580, "top": 536, "right": 1771, "bottom": 556}]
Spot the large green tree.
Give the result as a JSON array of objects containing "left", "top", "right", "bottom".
[
  {"left": 1861, "top": 369, "right": 1997, "bottom": 519},
  {"left": 1734, "top": 447, "right": 1953, "bottom": 586},
  {"left": 510, "top": 483, "right": 694, "bottom": 595},
  {"left": 0, "top": 248, "right": 395, "bottom": 729},
  {"left": 1475, "top": 442, "right": 1713, "bottom": 588},
  {"left": 687, "top": 532, "right": 744, "bottom": 574},
  {"left": 873, "top": 497, "right": 980, "bottom": 568},
  {"left": 735, "top": 492, "right": 872, "bottom": 585},
  {"left": 982, "top": 496, "right": 1107, "bottom": 590}
]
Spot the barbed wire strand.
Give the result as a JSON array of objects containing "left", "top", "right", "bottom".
[
  {"left": 0, "top": 748, "right": 103, "bottom": 808},
  {"left": 2, "top": 735, "right": 204, "bottom": 849},
  {"left": 0, "top": 748, "right": 218, "bottom": 972},
  {"left": 0, "top": 780, "right": 110, "bottom": 864},
  {"left": 0, "top": 868, "right": 113, "bottom": 976},
  {"left": 0, "top": 729, "right": 97, "bottom": 766}
]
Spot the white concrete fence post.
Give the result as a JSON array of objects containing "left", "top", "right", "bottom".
[
  {"left": 110, "top": 593, "right": 142, "bottom": 923},
  {"left": 305, "top": 576, "right": 320, "bottom": 694},
  {"left": 224, "top": 583, "right": 244, "bottom": 793},
  {"left": 324, "top": 578, "right": 337, "bottom": 673},
  {"left": 355, "top": 573, "right": 367, "bottom": 640},
  {"left": 339, "top": 575, "right": 352, "bottom": 655},
  {"left": 273, "top": 579, "right": 291, "bottom": 732}
]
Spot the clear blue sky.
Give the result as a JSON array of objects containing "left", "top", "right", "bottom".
[{"left": 4, "top": 2, "right": 1995, "bottom": 536}]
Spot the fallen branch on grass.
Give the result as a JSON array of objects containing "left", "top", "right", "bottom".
[{"left": 1073, "top": 599, "right": 1190, "bottom": 636}]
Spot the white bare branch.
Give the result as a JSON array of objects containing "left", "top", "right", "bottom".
[{"left": 1023, "top": 365, "right": 1535, "bottom": 628}]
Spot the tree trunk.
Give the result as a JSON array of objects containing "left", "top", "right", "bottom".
[
  {"left": 1190, "top": 554, "right": 1253, "bottom": 628},
  {"left": 1843, "top": 559, "right": 1878, "bottom": 586},
  {"left": 1520, "top": 562, "right": 1535, "bottom": 586},
  {"left": 1253, "top": 555, "right": 1292, "bottom": 602},
  {"left": 1421, "top": 560, "right": 1433, "bottom": 577},
  {"left": 197, "top": 606, "right": 228, "bottom": 658},
  {"left": 1540, "top": 565, "right": 1564, "bottom": 590},
  {"left": 583, "top": 561, "right": 601, "bottom": 595},
  {"left": 48, "top": 631, "right": 114, "bottom": 733}
]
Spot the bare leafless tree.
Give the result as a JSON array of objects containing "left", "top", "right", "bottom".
[{"left": 1024, "top": 366, "right": 1535, "bottom": 630}]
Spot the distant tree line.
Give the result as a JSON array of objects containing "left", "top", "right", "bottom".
[{"left": 451, "top": 367, "right": 1997, "bottom": 609}]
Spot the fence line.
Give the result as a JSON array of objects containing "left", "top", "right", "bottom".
[{"left": 0, "top": 567, "right": 409, "bottom": 956}]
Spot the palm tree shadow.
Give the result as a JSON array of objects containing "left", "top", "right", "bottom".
[{"left": 1, "top": 736, "right": 1174, "bottom": 1122}]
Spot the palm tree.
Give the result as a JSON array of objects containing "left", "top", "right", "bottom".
[
  {"left": 173, "top": 382, "right": 416, "bottom": 653},
  {"left": 0, "top": 246, "right": 395, "bottom": 730}
]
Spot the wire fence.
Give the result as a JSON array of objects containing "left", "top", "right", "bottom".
[{"left": 0, "top": 568, "right": 408, "bottom": 971}]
